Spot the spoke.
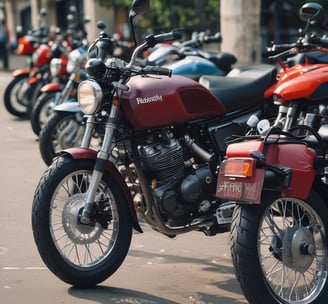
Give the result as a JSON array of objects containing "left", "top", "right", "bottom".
[
  {"left": 73, "top": 243, "right": 81, "bottom": 265},
  {"left": 84, "top": 243, "right": 94, "bottom": 264},
  {"left": 265, "top": 208, "right": 283, "bottom": 237},
  {"left": 288, "top": 270, "right": 300, "bottom": 302},
  {"left": 259, "top": 197, "right": 328, "bottom": 303}
]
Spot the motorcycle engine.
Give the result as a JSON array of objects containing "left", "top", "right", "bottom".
[{"left": 138, "top": 131, "right": 214, "bottom": 226}]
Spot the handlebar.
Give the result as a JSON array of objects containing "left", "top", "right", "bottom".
[
  {"left": 203, "top": 32, "right": 222, "bottom": 44},
  {"left": 267, "top": 33, "right": 328, "bottom": 62},
  {"left": 141, "top": 66, "right": 172, "bottom": 77},
  {"left": 145, "top": 29, "right": 183, "bottom": 47}
]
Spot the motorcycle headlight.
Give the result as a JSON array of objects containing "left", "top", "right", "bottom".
[
  {"left": 78, "top": 80, "right": 103, "bottom": 114},
  {"left": 67, "top": 49, "right": 83, "bottom": 73},
  {"left": 50, "top": 58, "right": 62, "bottom": 77},
  {"left": 32, "top": 51, "right": 40, "bottom": 65}
]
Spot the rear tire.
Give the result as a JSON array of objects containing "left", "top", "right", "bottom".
[{"left": 231, "top": 190, "right": 328, "bottom": 304}]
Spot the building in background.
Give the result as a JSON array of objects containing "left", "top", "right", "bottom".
[
  {"left": 2, "top": 0, "right": 126, "bottom": 49},
  {"left": 0, "top": 0, "right": 316, "bottom": 64}
]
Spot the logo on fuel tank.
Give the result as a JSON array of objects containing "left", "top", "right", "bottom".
[{"left": 136, "top": 95, "right": 163, "bottom": 104}]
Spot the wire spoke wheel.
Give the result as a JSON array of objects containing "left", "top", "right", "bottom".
[
  {"left": 32, "top": 157, "right": 132, "bottom": 286},
  {"left": 231, "top": 190, "right": 328, "bottom": 304},
  {"left": 259, "top": 197, "right": 327, "bottom": 303},
  {"left": 50, "top": 169, "right": 118, "bottom": 268}
]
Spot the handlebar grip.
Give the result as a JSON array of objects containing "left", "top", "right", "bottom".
[
  {"left": 266, "top": 43, "right": 297, "bottom": 55},
  {"left": 153, "top": 29, "right": 183, "bottom": 44},
  {"left": 204, "top": 32, "right": 222, "bottom": 43},
  {"left": 142, "top": 66, "right": 172, "bottom": 77}
]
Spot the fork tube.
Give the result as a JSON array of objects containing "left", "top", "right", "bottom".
[
  {"left": 80, "top": 115, "right": 95, "bottom": 148},
  {"left": 80, "top": 103, "right": 120, "bottom": 224}
]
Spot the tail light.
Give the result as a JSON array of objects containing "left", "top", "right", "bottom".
[{"left": 220, "top": 158, "right": 256, "bottom": 178}]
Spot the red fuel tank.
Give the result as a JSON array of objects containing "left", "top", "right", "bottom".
[
  {"left": 274, "top": 65, "right": 328, "bottom": 103},
  {"left": 121, "top": 75, "right": 226, "bottom": 130}
]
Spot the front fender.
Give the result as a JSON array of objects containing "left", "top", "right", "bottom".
[
  {"left": 61, "top": 147, "right": 143, "bottom": 233},
  {"left": 40, "top": 82, "right": 62, "bottom": 93},
  {"left": 54, "top": 101, "right": 81, "bottom": 113},
  {"left": 54, "top": 101, "right": 80, "bottom": 112},
  {"left": 12, "top": 68, "right": 30, "bottom": 77}
]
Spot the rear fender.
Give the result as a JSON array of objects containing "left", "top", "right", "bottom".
[
  {"left": 265, "top": 143, "right": 316, "bottom": 199},
  {"left": 226, "top": 140, "right": 316, "bottom": 199},
  {"left": 61, "top": 147, "right": 143, "bottom": 233}
]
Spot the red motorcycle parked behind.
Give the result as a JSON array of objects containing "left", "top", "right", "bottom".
[
  {"left": 217, "top": 3, "right": 328, "bottom": 304},
  {"left": 4, "top": 33, "right": 66, "bottom": 117}
]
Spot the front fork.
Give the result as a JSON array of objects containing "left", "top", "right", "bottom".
[{"left": 80, "top": 99, "right": 120, "bottom": 224}]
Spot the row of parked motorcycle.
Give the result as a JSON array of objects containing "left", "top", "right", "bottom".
[
  {"left": 5, "top": 1, "right": 328, "bottom": 303},
  {"left": 4, "top": 18, "right": 238, "bottom": 166}
]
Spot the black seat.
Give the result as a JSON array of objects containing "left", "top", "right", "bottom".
[{"left": 199, "top": 64, "right": 277, "bottom": 113}]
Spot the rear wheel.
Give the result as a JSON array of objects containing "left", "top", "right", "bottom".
[
  {"left": 31, "top": 156, "right": 133, "bottom": 287},
  {"left": 231, "top": 190, "right": 328, "bottom": 304}
]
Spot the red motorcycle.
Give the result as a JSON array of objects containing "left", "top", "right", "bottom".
[
  {"left": 217, "top": 3, "right": 328, "bottom": 304},
  {"left": 4, "top": 37, "right": 65, "bottom": 117},
  {"left": 4, "top": 9, "right": 84, "bottom": 118}
]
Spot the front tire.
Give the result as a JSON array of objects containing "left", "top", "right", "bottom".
[
  {"left": 4, "top": 75, "right": 29, "bottom": 117},
  {"left": 31, "top": 156, "right": 133, "bottom": 287},
  {"left": 231, "top": 190, "right": 328, "bottom": 304},
  {"left": 38, "top": 111, "right": 84, "bottom": 165},
  {"left": 30, "top": 91, "right": 57, "bottom": 135}
]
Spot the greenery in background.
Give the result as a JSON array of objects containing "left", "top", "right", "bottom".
[
  {"left": 95, "top": 0, "right": 220, "bottom": 33},
  {"left": 95, "top": 0, "right": 328, "bottom": 35}
]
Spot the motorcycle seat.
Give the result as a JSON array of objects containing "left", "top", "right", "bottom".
[
  {"left": 198, "top": 51, "right": 237, "bottom": 72},
  {"left": 199, "top": 64, "right": 277, "bottom": 113}
]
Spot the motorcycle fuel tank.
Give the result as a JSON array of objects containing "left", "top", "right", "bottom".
[
  {"left": 121, "top": 75, "right": 226, "bottom": 130},
  {"left": 274, "top": 65, "right": 328, "bottom": 102}
]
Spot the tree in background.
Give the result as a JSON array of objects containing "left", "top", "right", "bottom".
[
  {"left": 95, "top": 0, "right": 328, "bottom": 64},
  {"left": 95, "top": 0, "right": 221, "bottom": 35}
]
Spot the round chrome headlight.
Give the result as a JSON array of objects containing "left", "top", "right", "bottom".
[
  {"left": 50, "top": 58, "right": 62, "bottom": 77},
  {"left": 32, "top": 51, "right": 40, "bottom": 65},
  {"left": 67, "top": 49, "right": 83, "bottom": 73},
  {"left": 78, "top": 80, "right": 103, "bottom": 114}
]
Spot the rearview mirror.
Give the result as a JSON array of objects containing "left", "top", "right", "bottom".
[
  {"left": 129, "top": 0, "right": 150, "bottom": 47},
  {"left": 299, "top": 2, "right": 327, "bottom": 26},
  {"left": 130, "top": 0, "right": 150, "bottom": 16}
]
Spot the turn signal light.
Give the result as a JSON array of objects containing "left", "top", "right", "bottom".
[{"left": 222, "top": 158, "right": 255, "bottom": 177}]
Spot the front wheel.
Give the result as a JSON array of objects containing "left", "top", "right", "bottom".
[
  {"left": 4, "top": 75, "right": 29, "bottom": 117},
  {"left": 31, "top": 156, "right": 133, "bottom": 287},
  {"left": 231, "top": 190, "right": 328, "bottom": 304},
  {"left": 38, "top": 111, "right": 84, "bottom": 165},
  {"left": 30, "top": 91, "right": 58, "bottom": 135}
]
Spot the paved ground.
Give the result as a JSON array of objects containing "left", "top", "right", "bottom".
[{"left": 0, "top": 62, "right": 247, "bottom": 304}]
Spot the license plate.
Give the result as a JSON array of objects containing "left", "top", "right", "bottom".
[{"left": 216, "top": 168, "right": 265, "bottom": 203}]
